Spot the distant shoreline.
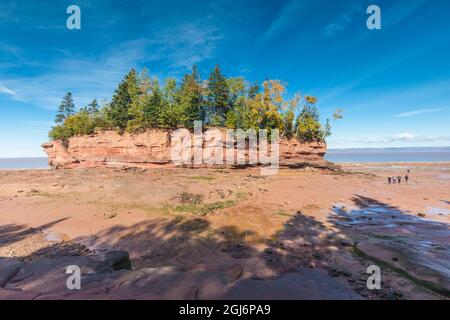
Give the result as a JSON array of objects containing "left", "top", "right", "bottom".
[
  {"left": 2, "top": 146, "right": 450, "bottom": 170},
  {"left": 1, "top": 161, "right": 450, "bottom": 171}
]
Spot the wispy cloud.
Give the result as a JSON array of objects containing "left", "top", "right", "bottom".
[
  {"left": 147, "top": 23, "right": 222, "bottom": 71},
  {"left": 1, "top": 39, "right": 149, "bottom": 109},
  {"left": 1, "top": 21, "right": 222, "bottom": 110},
  {"left": 322, "top": 5, "right": 360, "bottom": 38},
  {"left": 259, "top": 0, "right": 310, "bottom": 45},
  {"left": 0, "top": 83, "right": 16, "bottom": 96},
  {"left": 395, "top": 107, "right": 448, "bottom": 118}
]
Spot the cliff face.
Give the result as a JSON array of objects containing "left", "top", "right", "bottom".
[{"left": 42, "top": 129, "right": 327, "bottom": 169}]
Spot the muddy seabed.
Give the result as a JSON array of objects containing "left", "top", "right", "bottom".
[{"left": 0, "top": 162, "right": 449, "bottom": 299}]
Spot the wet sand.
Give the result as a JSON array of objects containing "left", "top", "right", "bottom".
[{"left": 1, "top": 162, "right": 449, "bottom": 299}]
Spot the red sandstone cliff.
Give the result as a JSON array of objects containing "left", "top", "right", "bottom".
[{"left": 42, "top": 129, "right": 327, "bottom": 169}]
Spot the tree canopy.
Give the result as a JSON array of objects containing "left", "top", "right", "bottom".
[{"left": 49, "top": 66, "right": 341, "bottom": 143}]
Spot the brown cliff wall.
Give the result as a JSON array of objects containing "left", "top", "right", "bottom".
[{"left": 42, "top": 129, "right": 327, "bottom": 169}]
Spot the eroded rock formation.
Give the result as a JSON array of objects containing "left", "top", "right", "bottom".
[{"left": 42, "top": 129, "right": 327, "bottom": 169}]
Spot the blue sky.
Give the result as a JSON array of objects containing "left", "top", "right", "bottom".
[{"left": 1, "top": 0, "right": 449, "bottom": 157}]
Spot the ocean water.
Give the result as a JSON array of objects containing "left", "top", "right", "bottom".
[
  {"left": 0, "top": 157, "right": 49, "bottom": 169},
  {"left": 1, "top": 147, "right": 450, "bottom": 169},
  {"left": 325, "top": 147, "right": 450, "bottom": 163}
]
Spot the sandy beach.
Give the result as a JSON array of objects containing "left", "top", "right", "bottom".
[{"left": 1, "top": 162, "right": 449, "bottom": 299}]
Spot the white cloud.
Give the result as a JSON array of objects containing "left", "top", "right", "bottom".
[
  {"left": 0, "top": 84, "right": 16, "bottom": 96},
  {"left": 390, "top": 133, "right": 417, "bottom": 141},
  {"left": 0, "top": 42, "right": 142, "bottom": 109},
  {"left": 395, "top": 107, "right": 448, "bottom": 118},
  {"left": 147, "top": 23, "right": 222, "bottom": 70},
  {"left": 0, "top": 21, "right": 222, "bottom": 111},
  {"left": 322, "top": 7, "right": 359, "bottom": 38}
]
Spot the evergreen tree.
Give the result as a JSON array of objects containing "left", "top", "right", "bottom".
[
  {"left": 142, "top": 81, "right": 164, "bottom": 128},
  {"left": 108, "top": 69, "right": 140, "bottom": 130},
  {"left": 55, "top": 92, "right": 76, "bottom": 123},
  {"left": 161, "top": 78, "right": 184, "bottom": 129},
  {"left": 87, "top": 99, "right": 99, "bottom": 115},
  {"left": 180, "top": 66, "right": 204, "bottom": 129},
  {"left": 207, "top": 64, "right": 229, "bottom": 126},
  {"left": 48, "top": 66, "right": 333, "bottom": 142}
]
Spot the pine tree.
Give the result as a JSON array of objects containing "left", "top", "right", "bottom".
[
  {"left": 55, "top": 92, "right": 76, "bottom": 123},
  {"left": 108, "top": 69, "right": 140, "bottom": 130},
  {"left": 207, "top": 64, "right": 229, "bottom": 126},
  {"left": 161, "top": 78, "right": 184, "bottom": 129},
  {"left": 180, "top": 66, "right": 204, "bottom": 129},
  {"left": 87, "top": 99, "right": 99, "bottom": 115},
  {"left": 142, "top": 81, "right": 164, "bottom": 128}
]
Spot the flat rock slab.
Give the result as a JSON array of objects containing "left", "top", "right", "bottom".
[
  {"left": 215, "top": 268, "right": 362, "bottom": 300},
  {"left": 333, "top": 202, "right": 450, "bottom": 298},
  {"left": 1, "top": 252, "right": 362, "bottom": 300},
  {"left": 356, "top": 240, "right": 450, "bottom": 297},
  {"left": 3, "top": 251, "right": 131, "bottom": 296}
]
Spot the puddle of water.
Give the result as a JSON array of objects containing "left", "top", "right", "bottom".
[
  {"left": 427, "top": 207, "right": 450, "bottom": 216},
  {"left": 332, "top": 203, "right": 449, "bottom": 232}
]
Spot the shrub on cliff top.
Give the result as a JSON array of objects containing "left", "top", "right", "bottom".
[{"left": 49, "top": 65, "right": 342, "bottom": 143}]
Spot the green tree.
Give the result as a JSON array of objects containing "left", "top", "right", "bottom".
[
  {"left": 108, "top": 69, "right": 140, "bottom": 130},
  {"left": 127, "top": 70, "right": 158, "bottom": 132},
  {"left": 49, "top": 109, "right": 95, "bottom": 141},
  {"left": 180, "top": 66, "right": 204, "bottom": 129},
  {"left": 143, "top": 81, "right": 164, "bottom": 128},
  {"left": 161, "top": 78, "right": 185, "bottom": 129},
  {"left": 207, "top": 64, "right": 229, "bottom": 126},
  {"left": 282, "top": 94, "right": 300, "bottom": 139},
  {"left": 258, "top": 80, "right": 285, "bottom": 132},
  {"left": 55, "top": 92, "right": 76, "bottom": 123},
  {"left": 227, "top": 77, "right": 245, "bottom": 107},
  {"left": 87, "top": 99, "right": 99, "bottom": 115},
  {"left": 48, "top": 66, "right": 336, "bottom": 142},
  {"left": 295, "top": 96, "right": 325, "bottom": 141}
]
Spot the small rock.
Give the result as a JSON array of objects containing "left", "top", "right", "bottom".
[
  {"left": 417, "top": 213, "right": 426, "bottom": 218},
  {"left": 216, "top": 189, "right": 226, "bottom": 199},
  {"left": 104, "top": 212, "right": 117, "bottom": 219},
  {"left": 340, "top": 239, "right": 353, "bottom": 247}
]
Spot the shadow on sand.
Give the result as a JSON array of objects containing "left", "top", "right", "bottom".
[{"left": 1, "top": 195, "right": 448, "bottom": 299}]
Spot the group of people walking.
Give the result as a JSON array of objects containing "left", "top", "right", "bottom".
[{"left": 388, "top": 169, "right": 410, "bottom": 185}]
